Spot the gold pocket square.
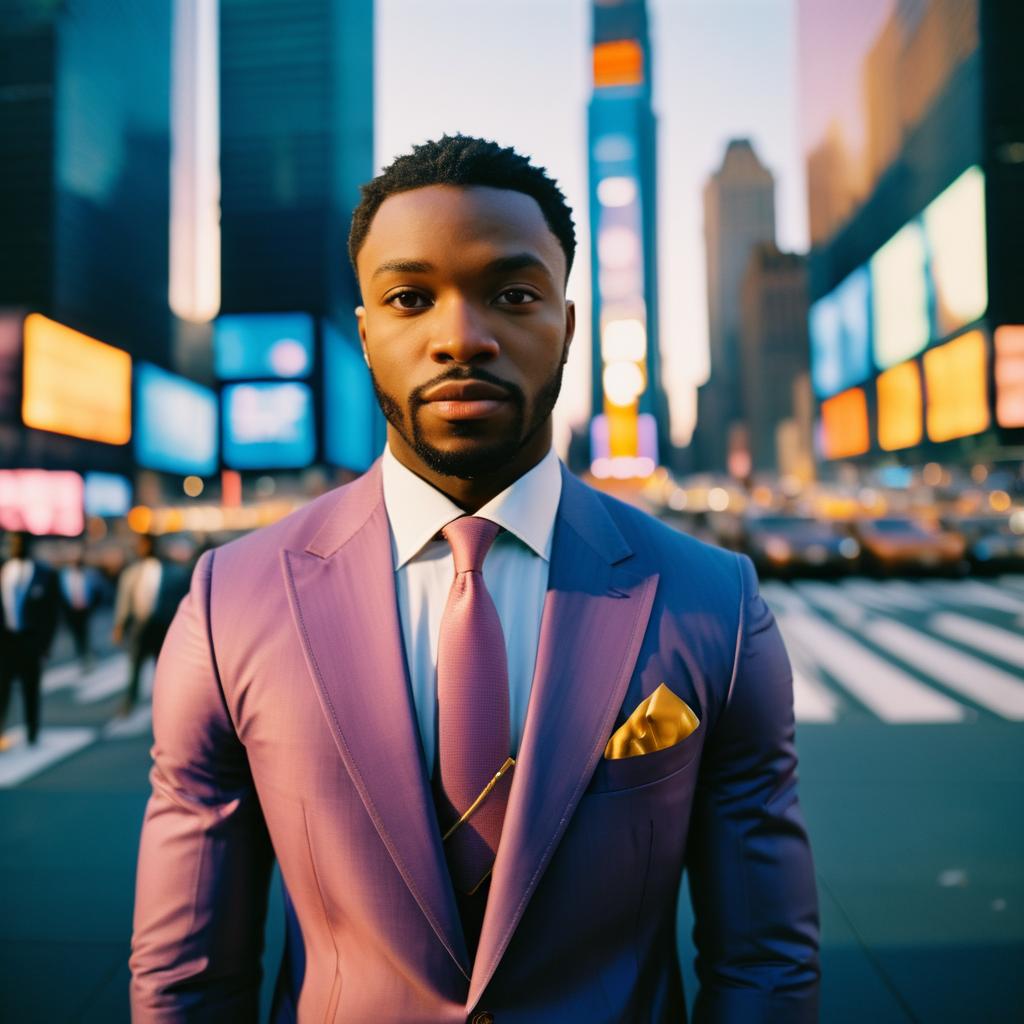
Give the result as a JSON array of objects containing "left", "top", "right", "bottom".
[{"left": 603, "top": 683, "right": 700, "bottom": 760}]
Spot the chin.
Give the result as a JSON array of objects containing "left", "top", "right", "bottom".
[{"left": 412, "top": 436, "right": 522, "bottom": 479}]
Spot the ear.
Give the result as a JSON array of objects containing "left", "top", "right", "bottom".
[
  {"left": 562, "top": 299, "right": 576, "bottom": 364},
  {"left": 355, "top": 305, "right": 371, "bottom": 367}
]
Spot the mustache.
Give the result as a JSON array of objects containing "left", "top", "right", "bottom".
[{"left": 409, "top": 368, "right": 524, "bottom": 407}]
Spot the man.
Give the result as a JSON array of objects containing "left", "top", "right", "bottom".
[
  {"left": 59, "top": 546, "right": 104, "bottom": 672},
  {"left": 0, "top": 531, "right": 60, "bottom": 749},
  {"left": 130, "top": 135, "right": 820, "bottom": 1022},
  {"left": 112, "top": 534, "right": 188, "bottom": 717}
]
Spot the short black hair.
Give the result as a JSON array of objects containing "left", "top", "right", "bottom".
[{"left": 348, "top": 134, "right": 576, "bottom": 284}]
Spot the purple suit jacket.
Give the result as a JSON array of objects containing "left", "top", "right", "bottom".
[{"left": 129, "top": 459, "right": 820, "bottom": 1022}]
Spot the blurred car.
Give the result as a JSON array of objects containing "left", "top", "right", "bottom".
[
  {"left": 940, "top": 514, "right": 1024, "bottom": 572},
  {"left": 742, "top": 513, "right": 861, "bottom": 578},
  {"left": 849, "top": 516, "right": 966, "bottom": 575}
]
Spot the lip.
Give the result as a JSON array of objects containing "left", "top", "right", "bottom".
[{"left": 421, "top": 380, "right": 512, "bottom": 402}]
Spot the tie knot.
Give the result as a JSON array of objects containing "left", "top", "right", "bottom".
[{"left": 442, "top": 516, "right": 501, "bottom": 574}]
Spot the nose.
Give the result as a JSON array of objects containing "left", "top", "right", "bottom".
[{"left": 428, "top": 295, "right": 499, "bottom": 364}]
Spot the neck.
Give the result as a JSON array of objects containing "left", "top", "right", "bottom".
[{"left": 386, "top": 425, "right": 552, "bottom": 512}]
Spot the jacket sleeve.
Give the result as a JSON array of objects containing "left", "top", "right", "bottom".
[
  {"left": 129, "top": 548, "right": 275, "bottom": 1023},
  {"left": 684, "top": 553, "right": 821, "bottom": 1023}
]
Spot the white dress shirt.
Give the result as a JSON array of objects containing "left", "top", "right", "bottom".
[
  {"left": 1, "top": 559, "right": 35, "bottom": 632},
  {"left": 381, "top": 444, "right": 562, "bottom": 780}
]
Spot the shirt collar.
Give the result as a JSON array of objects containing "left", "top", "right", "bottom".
[{"left": 381, "top": 444, "right": 562, "bottom": 569}]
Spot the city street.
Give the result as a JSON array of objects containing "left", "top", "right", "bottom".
[{"left": 1, "top": 575, "right": 1021, "bottom": 1022}]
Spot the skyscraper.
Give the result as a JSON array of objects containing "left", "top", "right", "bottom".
[
  {"left": 218, "top": 0, "right": 372, "bottom": 325},
  {"left": 585, "top": 0, "right": 671, "bottom": 480},
  {"left": 693, "top": 139, "right": 776, "bottom": 473},
  {"left": 739, "top": 244, "right": 809, "bottom": 472}
]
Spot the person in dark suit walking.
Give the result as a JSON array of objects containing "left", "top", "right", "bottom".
[
  {"left": 59, "top": 546, "right": 105, "bottom": 672},
  {"left": 0, "top": 531, "right": 60, "bottom": 749},
  {"left": 112, "top": 534, "right": 189, "bottom": 717}
]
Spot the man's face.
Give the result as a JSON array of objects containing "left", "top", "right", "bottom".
[{"left": 355, "top": 184, "right": 575, "bottom": 479}]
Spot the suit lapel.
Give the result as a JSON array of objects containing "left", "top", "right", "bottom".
[
  {"left": 281, "top": 461, "right": 472, "bottom": 979},
  {"left": 468, "top": 468, "right": 659, "bottom": 1006}
]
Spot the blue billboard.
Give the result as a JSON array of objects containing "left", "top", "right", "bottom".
[
  {"left": 214, "top": 312, "right": 314, "bottom": 380},
  {"left": 135, "top": 363, "right": 219, "bottom": 476},
  {"left": 323, "top": 323, "right": 383, "bottom": 472},
  {"left": 809, "top": 265, "right": 872, "bottom": 398},
  {"left": 84, "top": 472, "right": 132, "bottom": 517},
  {"left": 222, "top": 381, "right": 315, "bottom": 469}
]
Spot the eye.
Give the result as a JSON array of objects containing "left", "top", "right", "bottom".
[
  {"left": 386, "top": 290, "right": 431, "bottom": 309},
  {"left": 496, "top": 288, "right": 538, "bottom": 306}
]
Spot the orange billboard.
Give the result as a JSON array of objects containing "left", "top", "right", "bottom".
[
  {"left": 22, "top": 314, "right": 131, "bottom": 444},
  {"left": 821, "top": 386, "right": 869, "bottom": 459},
  {"left": 923, "top": 329, "right": 989, "bottom": 442},
  {"left": 876, "top": 361, "right": 922, "bottom": 451},
  {"left": 994, "top": 325, "right": 1024, "bottom": 429}
]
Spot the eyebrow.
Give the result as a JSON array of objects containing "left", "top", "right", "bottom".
[{"left": 370, "top": 252, "right": 553, "bottom": 283}]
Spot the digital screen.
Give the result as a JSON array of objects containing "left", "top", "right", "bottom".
[
  {"left": 923, "top": 330, "right": 989, "bottom": 442},
  {"left": 994, "top": 325, "right": 1024, "bottom": 429},
  {"left": 323, "top": 324, "right": 382, "bottom": 472},
  {"left": 22, "top": 314, "right": 131, "bottom": 444},
  {"left": 871, "top": 221, "right": 930, "bottom": 370},
  {"left": 84, "top": 472, "right": 132, "bottom": 518},
  {"left": 223, "top": 381, "right": 315, "bottom": 469},
  {"left": 135, "top": 363, "right": 219, "bottom": 476},
  {"left": 0, "top": 469, "right": 84, "bottom": 537},
  {"left": 876, "top": 361, "right": 922, "bottom": 451},
  {"left": 809, "top": 265, "right": 872, "bottom": 398},
  {"left": 214, "top": 312, "right": 314, "bottom": 380},
  {"left": 923, "top": 166, "right": 987, "bottom": 339},
  {"left": 820, "top": 387, "right": 869, "bottom": 459}
]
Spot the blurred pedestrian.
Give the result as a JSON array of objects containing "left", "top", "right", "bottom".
[
  {"left": 0, "top": 531, "right": 60, "bottom": 749},
  {"left": 112, "top": 534, "right": 188, "bottom": 717},
  {"left": 59, "top": 546, "right": 104, "bottom": 672}
]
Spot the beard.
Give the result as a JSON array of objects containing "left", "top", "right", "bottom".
[{"left": 369, "top": 357, "right": 566, "bottom": 480}]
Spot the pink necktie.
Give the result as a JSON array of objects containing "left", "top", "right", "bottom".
[{"left": 434, "top": 516, "right": 514, "bottom": 899}]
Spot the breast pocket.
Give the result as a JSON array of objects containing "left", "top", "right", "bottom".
[{"left": 586, "top": 721, "right": 704, "bottom": 795}]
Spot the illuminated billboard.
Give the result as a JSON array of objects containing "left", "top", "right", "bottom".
[
  {"left": 876, "top": 361, "right": 922, "bottom": 451},
  {"left": 214, "top": 312, "right": 314, "bottom": 380},
  {"left": 84, "top": 472, "right": 133, "bottom": 518},
  {"left": 223, "top": 381, "right": 315, "bottom": 469},
  {"left": 923, "top": 166, "right": 988, "bottom": 339},
  {"left": 135, "top": 363, "right": 219, "bottom": 476},
  {"left": 323, "top": 323, "right": 381, "bottom": 472},
  {"left": 923, "top": 330, "right": 989, "bottom": 443},
  {"left": 22, "top": 314, "right": 131, "bottom": 444},
  {"left": 870, "top": 221, "right": 930, "bottom": 370},
  {"left": 820, "top": 387, "right": 869, "bottom": 459},
  {"left": 809, "top": 265, "right": 871, "bottom": 398},
  {"left": 0, "top": 469, "right": 84, "bottom": 537},
  {"left": 994, "top": 326, "right": 1024, "bottom": 429}
]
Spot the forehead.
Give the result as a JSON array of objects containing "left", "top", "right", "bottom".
[{"left": 358, "top": 184, "right": 565, "bottom": 281}]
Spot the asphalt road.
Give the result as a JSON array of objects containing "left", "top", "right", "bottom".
[{"left": 1, "top": 577, "right": 1022, "bottom": 1022}]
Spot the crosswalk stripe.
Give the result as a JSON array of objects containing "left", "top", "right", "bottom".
[
  {"left": 839, "top": 579, "right": 932, "bottom": 612},
  {"left": 865, "top": 619, "right": 1024, "bottom": 720},
  {"left": 775, "top": 610, "right": 965, "bottom": 723},
  {"left": 922, "top": 580, "right": 1024, "bottom": 614},
  {"left": 74, "top": 656, "right": 140, "bottom": 704},
  {"left": 0, "top": 726, "right": 98, "bottom": 787},
  {"left": 791, "top": 581, "right": 866, "bottom": 627},
  {"left": 930, "top": 613, "right": 1024, "bottom": 670},
  {"left": 788, "top": 642, "right": 841, "bottom": 722}
]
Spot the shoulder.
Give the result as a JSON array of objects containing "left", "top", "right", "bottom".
[
  {"left": 205, "top": 474, "right": 371, "bottom": 584},
  {"left": 577, "top": 479, "right": 745, "bottom": 597}
]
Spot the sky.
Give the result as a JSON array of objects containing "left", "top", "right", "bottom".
[{"left": 375, "top": 0, "right": 808, "bottom": 452}]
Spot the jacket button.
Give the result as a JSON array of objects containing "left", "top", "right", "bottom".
[{"left": 471, "top": 1013, "right": 494, "bottom": 1024}]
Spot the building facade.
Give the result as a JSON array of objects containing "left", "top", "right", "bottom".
[{"left": 693, "top": 139, "right": 776, "bottom": 472}]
